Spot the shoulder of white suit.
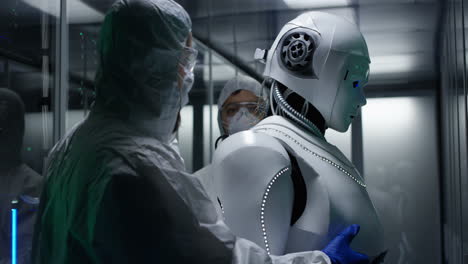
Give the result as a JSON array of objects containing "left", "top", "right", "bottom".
[{"left": 213, "top": 130, "right": 291, "bottom": 166}]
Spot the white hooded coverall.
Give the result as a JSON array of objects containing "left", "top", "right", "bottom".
[{"left": 31, "top": 0, "right": 330, "bottom": 263}]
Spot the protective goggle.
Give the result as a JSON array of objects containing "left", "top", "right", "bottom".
[
  {"left": 179, "top": 46, "right": 198, "bottom": 72},
  {"left": 221, "top": 101, "right": 267, "bottom": 119}
]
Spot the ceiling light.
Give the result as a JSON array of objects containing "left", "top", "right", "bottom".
[
  {"left": 370, "top": 54, "right": 418, "bottom": 75},
  {"left": 22, "top": 0, "right": 103, "bottom": 24},
  {"left": 363, "top": 97, "right": 417, "bottom": 130},
  {"left": 283, "top": 0, "right": 351, "bottom": 9}
]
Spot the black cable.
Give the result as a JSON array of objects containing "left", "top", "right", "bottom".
[
  {"left": 271, "top": 81, "right": 325, "bottom": 139},
  {"left": 214, "top": 134, "right": 229, "bottom": 149}
]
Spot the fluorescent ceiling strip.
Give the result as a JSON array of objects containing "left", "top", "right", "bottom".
[
  {"left": 22, "top": 0, "right": 104, "bottom": 24},
  {"left": 283, "top": 0, "right": 350, "bottom": 9},
  {"left": 364, "top": 97, "right": 417, "bottom": 128},
  {"left": 370, "top": 54, "right": 418, "bottom": 75}
]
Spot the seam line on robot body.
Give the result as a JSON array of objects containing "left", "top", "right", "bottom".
[
  {"left": 257, "top": 128, "right": 366, "bottom": 188},
  {"left": 261, "top": 166, "right": 290, "bottom": 255}
]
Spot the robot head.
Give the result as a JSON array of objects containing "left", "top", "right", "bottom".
[{"left": 260, "top": 12, "right": 370, "bottom": 132}]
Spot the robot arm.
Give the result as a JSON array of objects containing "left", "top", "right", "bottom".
[{"left": 212, "top": 130, "right": 294, "bottom": 255}]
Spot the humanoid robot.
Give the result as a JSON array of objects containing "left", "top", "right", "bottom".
[{"left": 211, "top": 12, "right": 387, "bottom": 263}]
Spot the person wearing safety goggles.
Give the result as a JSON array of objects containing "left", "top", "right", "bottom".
[
  {"left": 215, "top": 75, "right": 269, "bottom": 148},
  {"left": 195, "top": 75, "right": 268, "bottom": 218}
]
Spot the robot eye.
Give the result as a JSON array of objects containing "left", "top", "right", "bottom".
[{"left": 353, "top": 81, "right": 359, "bottom": 88}]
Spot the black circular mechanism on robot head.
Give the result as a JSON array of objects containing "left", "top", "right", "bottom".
[{"left": 278, "top": 28, "right": 320, "bottom": 78}]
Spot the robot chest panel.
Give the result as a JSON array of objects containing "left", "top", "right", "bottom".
[{"left": 289, "top": 142, "right": 386, "bottom": 257}]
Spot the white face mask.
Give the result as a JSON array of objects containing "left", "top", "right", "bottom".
[
  {"left": 227, "top": 108, "right": 261, "bottom": 135},
  {"left": 179, "top": 46, "right": 197, "bottom": 108},
  {"left": 180, "top": 71, "right": 194, "bottom": 107}
]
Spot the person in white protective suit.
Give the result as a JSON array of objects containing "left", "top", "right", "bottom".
[
  {"left": 32, "top": 1, "right": 368, "bottom": 263},
  {"left": 196, "top": 75, "right": 268, "bottom": 213},
  {"left": 217, "top": 75, "right": 268, "bottom": 141},
  {"left": 211, "top": 12, "right": 387, "bottom": 264},
  {"left": 0, "top": 89, "right": 42, "bottom": 264}
]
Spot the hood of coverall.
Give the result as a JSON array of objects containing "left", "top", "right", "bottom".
[
  {"left": 94, "top": 0, "right": 192, "bottom": 143},
  {"left": 217, "top": 75, "right": 266, "bottom": 136}
]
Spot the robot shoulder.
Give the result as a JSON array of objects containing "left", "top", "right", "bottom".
[
  {"left": 213, "top": 130, "right": 291, "bottom": 168},
  {"left": 212, "top": 130, "right": 292, "bottom": 194},
  {"left": 211, "top": 131, "right": 296, "bottom": 254}
]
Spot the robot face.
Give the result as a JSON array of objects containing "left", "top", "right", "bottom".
[{"left": 328, "top": 55, "right": 370, "bottom": 132}]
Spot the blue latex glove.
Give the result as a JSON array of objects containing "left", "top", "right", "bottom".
[{"left": 322, "top": 225, "right": 370, "bottom": 264}]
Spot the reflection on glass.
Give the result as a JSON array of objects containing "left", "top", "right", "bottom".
[
  {"left": 0, "top": 89, "right": 43, "bottom": 264},
  {"left": 67, "top": 27, "right": 99, "bottom": 129},
  {"left": 176, "top": 41, "right": 247, "bottom": 172},
  {"left": 363, "top": 96, "right": 440, "bottom": 264},
  {"left": 179, "top": 105, "right": 194, "bottom": 172},
  {"left": 204, "top": 105, "right": 220, "bottom": 166},
  {"left": 0, "top": 0, "right": 55, "bottom": 262}
]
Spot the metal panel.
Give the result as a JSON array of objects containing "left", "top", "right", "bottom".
[
  {"left": 440, "top": 0, "right": 468, "bottom": 262},
  {"left": 53, "top": 0, "right": 68, "bottom": 143}
]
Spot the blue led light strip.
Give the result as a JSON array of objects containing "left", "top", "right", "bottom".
[{"left": 11, "top": 209, "right": 17, "bottom": 264}]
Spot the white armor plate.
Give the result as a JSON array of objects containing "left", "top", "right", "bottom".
[{"left": 212, "top": 115, "right": 386, "bottom": 261}]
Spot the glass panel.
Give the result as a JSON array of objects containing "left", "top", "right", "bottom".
[
  {"left": 203, "top": 104, "right": 220, "bottom": 167},
  {"left": 0, "top": 0, "right": 56, "bottom": 262},
  {"left": 179, "top": 105, "right": 194, "bottom": 172},
  {"left": 67, "top": 3, "right": 102, "bottom": 130},
  {"left": 326, "top": 128, "right": 352, "bottom": 161},
  {"left": 178, "top": 41, "right": 213, "bottom": 173},
  {"left": 362, "top": 96, "right": 441, "bottom": 264},
  {"left": 178, "top": 41, "right": 244, "bottom": 173},
  {"left": 461, "top": 0, "right": 468, "bottom": 257}
]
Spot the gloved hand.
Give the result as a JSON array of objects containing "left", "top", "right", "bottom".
[{"left": 322, "top": 224, "right": 370, "bottom": 264}]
